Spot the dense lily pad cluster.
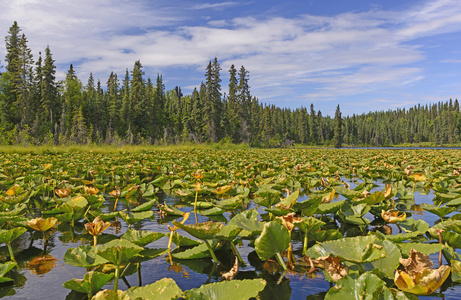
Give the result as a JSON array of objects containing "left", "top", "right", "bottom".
[{"left": 0, "top": 149, "right": 460, "bottom": 298}]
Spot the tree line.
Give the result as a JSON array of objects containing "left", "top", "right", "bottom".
[{"left": 0, "top": 22, "right": 459, "bottom": 147}]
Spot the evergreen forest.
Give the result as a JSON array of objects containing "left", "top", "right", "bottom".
[{"left": 1, "top": 21, "right": 460, "bottom": 148}]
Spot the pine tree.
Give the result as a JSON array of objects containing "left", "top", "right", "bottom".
[
  {"left": 237, "top": 65, "right": 251, "bottom": 143},
  {"left": 131, "top": 60, "right": 145, "bottom": 134},
  {"left": 227, "top": 64, "right": 239, "bottom": 142},
  {"left": 2, "top": 21, "right": 22, "bottom": 127},
  {"left": 40, "top": 45, "right": 58, "bottom": 132},
  {"left": 334, "top": 104, "right": 342, "bottom": 148},
  {"left": 309, "top": 104, "right": 317, "bottom": 145}
]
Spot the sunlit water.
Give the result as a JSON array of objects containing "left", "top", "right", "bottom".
[{"left": 2, "top": 179, "right": 460, "bottom": 300}]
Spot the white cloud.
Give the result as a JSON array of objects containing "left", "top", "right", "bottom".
[
  {"left": 192, "top": 2, "right": 241, "bottom": 10},
  {"left": 1, "top": 0, "right": 461, "bottom": 110}
]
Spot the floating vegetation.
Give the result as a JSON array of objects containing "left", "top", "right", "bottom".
[{"left": 0, "top": 148, "right": 460, "bottom": 298}]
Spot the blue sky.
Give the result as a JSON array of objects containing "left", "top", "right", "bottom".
[{"left": 1, "top": 0, "right": 461, "bottom": 116}]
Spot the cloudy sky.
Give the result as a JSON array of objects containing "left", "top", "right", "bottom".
[{"left": 1, "top": 0, "right": 461, "bottom": 116}]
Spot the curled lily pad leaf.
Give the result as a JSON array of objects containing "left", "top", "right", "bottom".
[
  {"left": 26, "top": 217, "right": 58, "bottom": 232},
  {"left": 158, "top": 203, "right": 184, "bottom": 216},
  {"left": 394, "top": 265, "right": 451, "bottom": 295},
  {"left": 275, "top": 189, "right": 299, "bottom": 209},
  {"left": 394, "top": 249, "right": 451, "bottom": 295},
  {"left": 222, "top": 256, "right": 239, "bottom": 281},
  {"left": 55, "top": 188, "right": 71, "bottom": 198},
  {"left": 382, "top": 209, "right": 406, "bottom": 224},
  {"left": 183, "top": 279, "right": 266, "bottom": 300},
  {"left": 312, "top": 254, "right": 349, "bottom": 282},
  {"left": 255, "top": 221, "right": 290, "bottom": 261},
  {"left": 85, "top": 216, "right": 111, "bottom": 237}
]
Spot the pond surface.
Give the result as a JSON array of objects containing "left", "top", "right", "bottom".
[{"left": 2, "top": 178, "right": 461, "bottom": 300}]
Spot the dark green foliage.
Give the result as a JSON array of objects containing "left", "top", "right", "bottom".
[
  {"left": 1, "top": 21, "right": 461, "bottom": 147},
  {"left": 334, "top": 105, "right": 342, "bottom": 148}
]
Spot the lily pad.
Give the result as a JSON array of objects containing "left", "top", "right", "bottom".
[
  {"left": 325, "top": 273, "right": 389, "bottom": 300},
  {"left": 94, "top": 239, "right": 144, "bottom": 264},
  {"left": 183, "top": 279, "right": 266, "bottom": 300},
  {"left": 320, "top": 236, "right": 386, "bottom": 264},
  {"left": 125, "top": 278, "right": 183, "bottom": 300},
  {"left": 172, "top": 221, "right": 223, "bottom": 241},
  {"left": 121, "top": 229, "right": 165, "bottom": 247},
  {"left": 255, "top": 221, "right": 290, "bottom": 261},
  {"left": 63, "top": 245, "right": 108, "bottom": 268},
  {"left": 63, "top": 271, "right": 114, "bottom": 297}
]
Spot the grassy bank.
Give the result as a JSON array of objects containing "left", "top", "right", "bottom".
[{"left": 0, "top": 142, "right": 251, "bottom": 154}]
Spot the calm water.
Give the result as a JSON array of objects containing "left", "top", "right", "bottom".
[{"left": 2, "top": 181, "right": 460, "bottom": 300}]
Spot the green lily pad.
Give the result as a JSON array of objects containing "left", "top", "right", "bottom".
[
  {"left": 316, "top": 200, "right": 345, "bottom": 214},
  {"left": 125, "top": 278, "right": 183, "bottom": 300},
  {"left": 364, "top": 240, "right": 402, "bottom": 278},
  {"left": 385, "top": 232, "right": 421, "bottom": 242},
  {"left": 159, "top": 203, "right": 184, "bottom": 216},
  {"left": 131, "top": 199, "right": 157, "bottom": 212},
  {"left": 173, "top": 239, "right": 220, "bottom": 259},
  {"left": 0, "top": 227, "right": 27, "bottom": 244},
  {"left": 320, "top": 236, "right": 386, "bottom": 263},
  {"left": 325, "top": 273, "right": 390, "bottom": 300},
  {"left": 451, "top": 260, "right": 461, "bottom": 282},
  {"left": 121, "top": 229, "right": 165, "bottom": 247},
  {"left": 119, "top": 210, "right": 154, "bottom": 225},
  {"left": 63, "top": 245, "right": 109, "bottom": 268},
  {"left": 420, "top": 203, "right": 456, "bottom": 218},
  {"left": 308, "top": 229, "right": 343, "bottom": 243},
  {"left": 94, "top": 239, "right": 143, "bottom": 264},
  {"left": 277, "top": 189, "right": 299, "bottom": 208},
  {"left": 255, "top": 221, "right": 290, "bottom": 261},
  {"left": 199, "top": 207, "right": 225, "bottom": 216},
  {"left": 63, "top": 271, "right": 114, "bottom": 296},
  {"left": 64, "top": 196, "right": 88, "bottom": 211},
  {"left": 292, "top": 196, "right": 323, "bottom": 216},
  {"left": 294, "top": 216, "right": 325, "bottom": 233},
  {"left": 0, "top": 261, "right": 16, "bottom": 283},
  {"left": 398, "top": 219, "right": 429, "bottom": 234},
  {"left": 397, "top": 243, "right": 444, "bottom": 257},
  {"left": 171, "top": 232, "right": 202, "bottom": 247},
  {"left": 183, "top": 279, "right": 266, "bottom": 300},
  {"left": 129, "top": 248, "right": 168, "bottom": 263},
  {"left": 172, "top": 221, "right": 223, "bottom": 241},
  {"left": 215, "top": 225, "right": 243, "bottom": 241}
]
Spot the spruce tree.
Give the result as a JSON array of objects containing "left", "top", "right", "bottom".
[
  {"left": 40, "top": 45, "right": 58, "bottom": 132},
  {"left": 334, "top": 104, "right": 342, "bottom": 148}
]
